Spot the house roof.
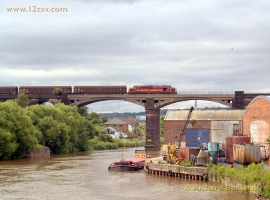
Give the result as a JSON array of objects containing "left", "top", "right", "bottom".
[
  {"left": 104, "top": 118, "right": 128, "bottom": 125},
  {"left": 120, "top": 118, "right": 137, "bottom": 127},
  {"left": 164, "top": 110, "right": 245, "bottom": 121},
  {"left": 243, "top": 95, "right": 270, "bottom": 118}
]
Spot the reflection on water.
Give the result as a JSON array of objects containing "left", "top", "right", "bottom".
[{"left": 0, "top": 148, "right": 255, "bottom": 200}]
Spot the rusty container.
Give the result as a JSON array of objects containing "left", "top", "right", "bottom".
[
  {"left": 226, "top": 136, "right": 250, "bottom": 163},
  {"left": 233, "top": 144, "right": 239, "bottom": 163},
  {"left": 233, "top": 144, "right": 261, "bottom": 164},
  {"left": 73, "top": 86, "right": 127, "bottom": 94},
  {"left": 196, "top": 149, "right": 208, "bottom": 165},
  {"left": 19, "top": 86, "right": 72, "bottom": 94},
  {"left": 0, "top": 86, "right": 18, "bottom": 94},
  {"left": 179, "top": 147, "right": 200, "bottom": 160}
]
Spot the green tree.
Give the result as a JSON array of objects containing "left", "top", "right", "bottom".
[
  {"left": 136, "top": 124, "right": 146, "bottom": 135},
  {"left": 88, "top": 112, "right": 101, "bottom": 124},
  {"left": 15, "top": 93, "right": 29, "bottom": 108},
  {"left": 76, "top": 119, "right": 96, "bottom": 151},
  {"left": 160, "top": 115, "right": 165, "bottom": 137},
  {"left": 101, "top": 116, "right": 108, "bottom": 123},
  {"left": 0, "top": 128, "right": 17, "bottom": 160},
  {"left": 97, "top": 134, "right": 113, "bottom": 143},
  {"left": 0, "top": 101, "right": 38, "bottom": 159},
  {"left": 78, "top": 106, "right": 88, "bottom": 118},
  {"left": 89, "top": 112, "right": 100, "bottom": 120},
  {"left": 53, "top": 88, "right": 63, "bottom": 95},
  {"left": 26, "top": 103, "right": 85, "bottom": 154}
]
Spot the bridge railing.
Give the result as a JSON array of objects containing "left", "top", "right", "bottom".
[
  {"left": 244, "top": 92, "right": 270, "bottom": 94},
  {"left": 177, "top": 91, "right": 235, "bottom": 94}
]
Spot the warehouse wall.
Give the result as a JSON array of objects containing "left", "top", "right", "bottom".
[
  {"left": 243, "top": 97, "right": 270, "bottom": 145},
  {"left": 164, "top": 120, "right": 210, "bottom": 145},
  {"left": 211, "top": 121, "right": 240, "bottom": 150}
]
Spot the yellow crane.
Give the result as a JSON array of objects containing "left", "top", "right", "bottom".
[{"left": 164, "top": 106, "right": 194, "bottom": 164}]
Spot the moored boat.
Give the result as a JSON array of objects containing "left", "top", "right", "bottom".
[
  {"left": 108, "top": 152, "right": 145, "bottom": 172},
  {"left": 108, "top": 159, "right": 144, "bottom": 172}
]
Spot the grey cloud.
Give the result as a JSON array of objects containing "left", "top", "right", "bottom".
[{"left": 1, "top": 0, "right": 270, "bottom": 111}]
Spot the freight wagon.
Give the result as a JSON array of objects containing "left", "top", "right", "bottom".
[
  {"left": 0, "top": 86, "right": 18, "bottom": 94},
  {"left": 73, "top": 86, "right": 127, "bottom": 94},
  {"left": 19, "top": 86, "right": 72, "bottom": 94},
  {"left": 128, "top": 85, "right": 177, "bottom": 94}
]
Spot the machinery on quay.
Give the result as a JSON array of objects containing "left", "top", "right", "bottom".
[
  {"left": 208, "top": 142, "right": 220, "bottom": 164},
  {"left": 177, "top": 106, "right": 194, "bottom": 150},
  {"left": 163, "top": 106, "right": 194, "bottom": 164}
]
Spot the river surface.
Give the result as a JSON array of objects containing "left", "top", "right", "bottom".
[{"left": 0, "top": 147, "right": 256, "bottom": 200}]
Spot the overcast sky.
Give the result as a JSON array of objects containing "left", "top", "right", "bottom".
[{"left": 1, "top": 0, "right": 270, "bottom": 112}]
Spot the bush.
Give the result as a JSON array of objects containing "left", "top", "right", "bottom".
[
  {"left": 179, "top": 159, "right": 192, "bottom": 167},
  {"left": 206, "top": 163, "right": 270, "bottom": 197},
  {"left": 88, "top": 137, "right": 144, "bottom": 150}
]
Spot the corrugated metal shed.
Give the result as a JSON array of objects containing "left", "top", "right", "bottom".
[{"left": 164, "top": 110, "right": 245, "bottom": 121}]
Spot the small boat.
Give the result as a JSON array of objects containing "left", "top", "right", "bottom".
[{"left": 108, "top": 154, "right": 144, "bottom": 172}]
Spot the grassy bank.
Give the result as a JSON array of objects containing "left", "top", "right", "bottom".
[
  {"left": 206, "top": 163, "right": 270, "bottom": 198},
  {"left": 89, "top": 136, "right": 145, "bottom": 150}
]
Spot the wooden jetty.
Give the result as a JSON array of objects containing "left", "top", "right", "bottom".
[{"left": 144, "top": 157, "right": 207, "bottom": 180}]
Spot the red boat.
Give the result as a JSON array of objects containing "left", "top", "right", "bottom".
[
  {"left": 108, "top": 159, "right": 144, "bottom": 172},
  {"left": 108, "top": 153, "right": 146, "bottom": 172}
]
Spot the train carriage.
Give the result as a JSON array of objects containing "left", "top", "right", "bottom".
[
  {"left": 73, "top": 86, "right": 127, "bottom": 94},
  {"left": 0, "top": 86, "right": 18, "bottom": 94},
  {"left": 19, "top": 86, "right": 72, "bottom": 94}
]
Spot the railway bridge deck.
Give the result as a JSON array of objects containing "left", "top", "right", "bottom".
[{"left": 1, "top": 90, "right": 270, "bottom": 150}]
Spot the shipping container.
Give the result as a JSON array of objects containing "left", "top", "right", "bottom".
[
  {"left": 226, "top": 136, "right": 250, "bottom": 163},
  {"left": 186, "top": 129, "right": 209, "bottom": 147},
  {"left": 0, "top": 86, "right": 18, "bottom": 94},
  {"left": 179, "top": 147, "right": 200, "bottom": 160},
  {"left": 196, "top": 149, "right": 208, "bottom": 165},
  {"left": 19, "top": 86, "right": 72, "bottom": 94},
  {"left": 233, "top": 144, "right": 261, "bottom": 164},
  {"left": 73, "top": 86, "right": 127, "bottom": 94}
]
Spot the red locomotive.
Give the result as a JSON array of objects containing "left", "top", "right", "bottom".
[{"left": 128, "top": 85, "right": 177, "bottom": 94}]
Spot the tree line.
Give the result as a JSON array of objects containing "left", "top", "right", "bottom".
[{"left": 0, "top": 100, "right": 97, "bottom": 160}]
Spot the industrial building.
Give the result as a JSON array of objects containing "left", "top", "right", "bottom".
[
  {"left": 164, "top": 96, "right": 270, "bottom": 161},
  {"left": 242, "top": 96, "right": 270, "bottom": 146},
  {"left": 164, "top": 109, "right": 244, "bottom": 149}
]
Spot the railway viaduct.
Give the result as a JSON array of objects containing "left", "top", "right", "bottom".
[{"left": 1, "top": 91, "right": 270, "bottom": 150}]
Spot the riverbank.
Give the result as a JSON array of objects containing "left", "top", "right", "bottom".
[
  {"left": 144, "top": 157, "right": 207, "bottom": 180},
  {"left": 88, "top": 137, "right": 145, "bottom": 150},
  {"left": 206, "top": 162, "right": 270, "bottom": 199},
  {"left": 143, "top": 157, "right": 270, "bottom": 199}
]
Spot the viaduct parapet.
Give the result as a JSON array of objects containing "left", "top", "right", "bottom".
[{"left": 1, "top": 91, "right": 270, "bottom": 150}]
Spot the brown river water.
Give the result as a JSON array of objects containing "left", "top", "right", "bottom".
[{"left": 0, "top": 147, "right": 256, "bottom": 200}]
